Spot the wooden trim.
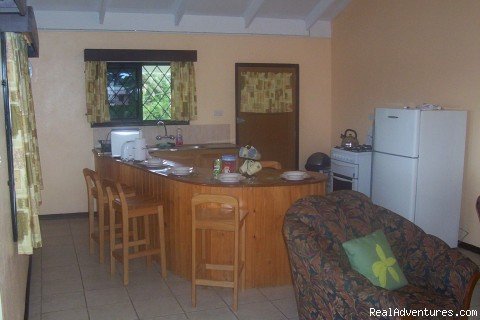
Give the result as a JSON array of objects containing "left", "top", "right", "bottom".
[
  {"left": 458, "top": 241, "right": 480, "bottom": 255},
  {"left": 462, "top": 272, "right": 480, "bottom": 312},
  {"left": 39, "top": 212, "right": 88, "bottom": 220},
  {"left": 84, "top": 49, "right": 197, "bottom": 62},
  {"left": 0, "top": 6, "right": 39, "bottom": 57},
  {"left": 235, "top": 63, "right": 300, "bottom": 170}
]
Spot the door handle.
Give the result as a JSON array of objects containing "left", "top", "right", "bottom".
[{"left": 236, "top": 117, "right": 245, "bottom": 124}]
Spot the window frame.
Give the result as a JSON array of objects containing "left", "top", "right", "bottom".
[{"left": 84, "top": 49, "right": 197, "bottom": 128}]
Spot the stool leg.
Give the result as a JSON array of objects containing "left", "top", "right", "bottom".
[
  {"left": 88, "top": 194, "right": 94, "bottom": 255},
  {"left": 233, "top": 226, "right": 239, "bottom": 311},
  {"left": 241, "top": 220, "right": 246, "bottom": 290},
  {"left": 122, "top": 211, "right": 130, "bottom": 285},
  {"left": 192, "top": 222, "right": 196, "bottom": 308},
  {"left": 157, "top": 206, "right": 167, "bottom": 279},
  {"left": 145, "top": 215, "right": 152, "bottom": 268},
  {"left": 98, "top": 201, "right": 105, "bottom": 263},
  {"left": 132, "top": 217, "right": 139, "bottom": 253},
  {"left": 109, "top": 202, "right": 116, "bottom": 277}
]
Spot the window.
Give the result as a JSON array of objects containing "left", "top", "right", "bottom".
[{"left": 107, "top": 62, "right": 177, "bottom": 124}]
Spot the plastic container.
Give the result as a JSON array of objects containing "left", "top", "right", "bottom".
[
  {"left": 175, "top": 127, "right": 183, "bottom": 146},
  {"left": 221, "top": 155, "right": 237, "bottom": 173}
]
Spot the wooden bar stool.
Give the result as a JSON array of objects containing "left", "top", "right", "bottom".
[
  {"left": 83, "top": 168, "right": 136, "bottom": 263},
  {"left": 259, "top": 161, "right": 282, "bottom": 170},
  {"left": 105, "top": 180, "right": 167, "bottom": 285},
  {"left": 191, "top": 194, "right": 248, "bottom": 311}
]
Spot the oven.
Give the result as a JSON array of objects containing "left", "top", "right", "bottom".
[
  {"left": 330, "top": 146, "right": 372, "bottom": 197},
  {"left": 330, "top": 159, "right": 359, "bottom": 192}
]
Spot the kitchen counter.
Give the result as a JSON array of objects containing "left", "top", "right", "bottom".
[{"left": 94, "top": 151, "right": 326, "bottom": 288}]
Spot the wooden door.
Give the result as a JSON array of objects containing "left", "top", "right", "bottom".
[{"left": 235, "top": 64, "right": 299, "bottom": 170}]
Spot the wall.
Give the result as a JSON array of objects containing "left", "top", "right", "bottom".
[
  {"left": 30, "top": 31, "right": 331, "bottom": 215},
  {"left": 332, "top": 0, "right": 480, "bottom": 247},
  {"left": 0, "top": 46, "right": 29, "bottom": 320}
]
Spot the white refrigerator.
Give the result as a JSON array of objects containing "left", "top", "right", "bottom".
[{"left": 371, "top": 108, "right": 467, "bottom": 248}]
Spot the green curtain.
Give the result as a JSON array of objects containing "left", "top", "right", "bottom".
[
  {"left": 85, "top": 61, "right": 110, "bottom": 124},
  {"left": 171, "top": 61, "right": 197, "bottom": 121},
  {"left": 5, "top": 33, "right": 43, "bottom": 254}
]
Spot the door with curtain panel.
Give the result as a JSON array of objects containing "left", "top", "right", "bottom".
[{"left": 235, "top": 63, "right": 299, "bottom": 170}]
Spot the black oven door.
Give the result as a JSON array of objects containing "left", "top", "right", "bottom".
[{"left": 332, "top": 173, "right": 355, "bottom": 191}]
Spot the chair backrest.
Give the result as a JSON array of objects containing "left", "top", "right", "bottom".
[
  {"left": 260, "top": 161, "right": 282, "bottom": 170},
  {"left": 83, "top": 168, "right": 103, "bottom": 198},
  {"left": 191, "top": 194, "right": 239, "bottom": 221},
  {"left": 103, "top": 178, "right": 127, "bottom": 209}
]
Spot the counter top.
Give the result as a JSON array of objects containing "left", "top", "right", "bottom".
[{"left": 100, "top": 154, "right": 327, "bottom": 187}]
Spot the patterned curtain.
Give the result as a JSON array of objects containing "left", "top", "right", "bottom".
[
  {"left": 171, "top": 61, "right": 197, "bottom": 121},
  {"left": 85, "top": 61, "right": 110, "bottom": 124},
  {"left": 5, "top": 33, "right": 43, "bottom": 254},
  {"left": 240, "top": 71, "right": 294, "bottom": 113}
]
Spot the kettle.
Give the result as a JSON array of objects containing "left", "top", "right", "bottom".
[
  {"left": 121, "top": 141, "right": 135, "bottom": 161},
  {"left": 340, "top": 129, "right": 359, "bottom": 148}
]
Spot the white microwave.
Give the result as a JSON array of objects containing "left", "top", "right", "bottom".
[{"left": 110, "top": 129, "right": 141, "bottom": 157}]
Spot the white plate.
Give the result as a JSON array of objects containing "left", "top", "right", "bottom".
[
  {"left": 144, "top": 158, "right": 164, "bottom": 167},
  {"left": 217, "top": 173, "right": 245, "bottom": 183},
  {"left": 281, "top": 171, "right": 309, "bottom": 181},
  {"left": 172, "top": 167, "right": 193, "bottom": 176}
]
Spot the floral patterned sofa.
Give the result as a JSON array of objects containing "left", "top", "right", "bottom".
[{"left": 283, "top": 190, "right": 479, "bottom": 320}]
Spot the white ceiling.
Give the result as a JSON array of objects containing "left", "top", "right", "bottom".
[{"left": 25, "top": 0, "right": 350, "bottom": 37}]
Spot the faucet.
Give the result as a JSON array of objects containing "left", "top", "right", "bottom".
[{"left": 156, "top": 120, "right": 175, "bottom": 141}]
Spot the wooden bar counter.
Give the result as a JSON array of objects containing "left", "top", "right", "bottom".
[{"left": 94, "top": 149, "right": 326, "bottom": 288}]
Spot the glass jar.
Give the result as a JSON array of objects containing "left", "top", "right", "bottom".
[{"left": 221, "top": 155, "right": 237, "bottom": 173}]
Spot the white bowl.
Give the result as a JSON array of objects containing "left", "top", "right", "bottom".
[
  {"left": 218, "top": 173, "right": 244, "bottom": 183},
  {"left": 172, "top": 167, "right": 193, "bottom": 176},
  {"left": 282, "top": 171, "right": 308, "bottom": 181}
]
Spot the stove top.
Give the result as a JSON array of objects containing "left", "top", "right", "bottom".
[{"left": 334, "top": 144, "right": 373, "bottom": 153}]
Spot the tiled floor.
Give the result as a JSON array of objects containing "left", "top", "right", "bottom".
[
  {"left": 28, "top": 217, "right": 299, "bottom": 320},
  {"left": 29, "top": 217, "right": 480, "bottom": 320}
]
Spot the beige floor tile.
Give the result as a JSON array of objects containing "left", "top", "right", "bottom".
[
  {"left": 85, "top": 287, "right": 131, "bottom": 307},
  {"left": 42, "top": 276, "right": 83, "bottom": 296},
  {"left": 82, "top": 272, "right": 124, "bottom": 291},
  {"left": 186, "top": 307, "right": 238, "bottom": 320},
  {"left": 41, "top": 234, "right": 74, "bottom": 248},
  {"left": 271, "top": 297, "right": 298, "bottom": 319},
  {"left": 126, "top": 282, "right": 172, "bottom": 303},
  {"left": 42, "top": 291, "right": 86, "bottom": 313},
  {"left": 177, "top": 287, "right": 226, "bottom": 312},
  {"left": 144, "top": 314, "right": 188, "bottom": 320},
  {"left": 132, "top": 296, "right": 184, "bottom": 319},
  {"left": 216, "top": 287, "right": 268, "bottom": 306},
  {"left": 259, "top": 285, "right": 295, "bottom": 301},
  {"left": 89, "top": 301, "right": 139, "bottom": 320},
  {"left": 235, "top": 301, "right": 287, "bottom": 320},
  {"left": 41, "top": 307, "right": 89, "bottom": 320},
  {"left": 42, "top": 264, "right": 81, "bottom": 283}
]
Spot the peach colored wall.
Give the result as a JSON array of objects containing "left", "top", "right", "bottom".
[
  {"left": 332, "top": 0, "right": 480, "bottom": 247},
  {"left": 0, "top": 49, "right": 29, "bottom": 320},
  {"left": 30, "top": 31, "right": 331, "bottom": 215}
]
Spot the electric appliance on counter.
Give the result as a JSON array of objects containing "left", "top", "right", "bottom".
[
  {"left": 111, "top": 129, "right": 141, "bottom": 157},
  {"left": 330, "top": 144, "right": 372, "bottom": 196},
  {"left": 371, "top": 108, "right": 467, "bottom": 247}
]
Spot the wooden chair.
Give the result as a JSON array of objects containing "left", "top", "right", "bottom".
[
  {"left": 105, "top": 180, "right": 167, "bottom": 285},
  {"left": 191, "top": 194, "right": 248, "bottom": 311},
  {"left": 259, "top": 161, "right": 282, "bottom": 170},
  {"left": 83, "top": 168, "right": 135, "bottom": 263}
]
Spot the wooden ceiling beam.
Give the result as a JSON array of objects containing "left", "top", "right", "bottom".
[
  {"left": 243, "top": 0, "right": 264, "bottom": 28},
  {"left": 305, "top": 0, "right": 335, "bottom": 30},
  {"left": 172, "top": 0, "right": 187, "bottom": 26},
  {"left": 98, "top": 0, "right": 110, "bottom": 24}
]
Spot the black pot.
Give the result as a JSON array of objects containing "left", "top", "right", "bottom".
[{"left": 305, "top": 152, "right": 330, "bottom": 171}]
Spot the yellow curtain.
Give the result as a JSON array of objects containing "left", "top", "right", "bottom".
[
  {"left": 85, "top": 61, "right": 110, "bottom": 124},
  {"left": 171, "top": 61, "right": 197, "bottom": 121},
  {"left": 5, "top": 33, "right": 43, "bottom": 254},
  {"left": 240, "top": 71, "right": 293, "bottom": 113}
]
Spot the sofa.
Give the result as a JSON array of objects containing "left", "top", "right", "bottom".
[{"left": 283, "top": 190, "right": 479, "bottom": 319}]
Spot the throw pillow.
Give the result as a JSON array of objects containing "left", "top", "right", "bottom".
[{"left": 342, "top": 229, "right": 408, "bottom": 290}]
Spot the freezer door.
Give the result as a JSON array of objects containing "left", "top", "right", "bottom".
[
  {"left": 374, "top": 108, "right": 421, "bottom": 157},
  {"left": 371, "top": 152, "right": 418, "bottom": 221}
]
